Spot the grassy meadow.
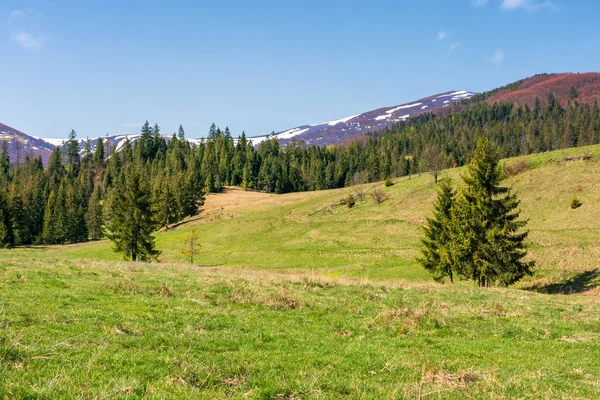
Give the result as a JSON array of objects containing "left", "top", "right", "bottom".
[
  {"left": 1, "top": 145, "right": 600, "bottom": 398},
  {"left": 44, "top": 143, "right": 600, "bottom": 289}
]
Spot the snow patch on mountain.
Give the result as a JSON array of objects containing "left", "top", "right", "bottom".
[
  {"left": 326, "top": 115, "right": 359, "bottom": 126},
  {"left": 278, "top": 127, "right": 310, "bottom": 139}
]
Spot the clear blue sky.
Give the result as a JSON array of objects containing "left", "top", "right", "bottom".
[{"left": 1, "top": 0, "right": 599, "bottom": 139}]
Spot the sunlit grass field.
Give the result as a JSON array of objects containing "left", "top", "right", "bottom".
[
  {"left": 1, "top": 257, "right": 599, "bottom": 398},
  {"left": 1, "top": 145, "right": 600, "bottom": 398},
  {"left": 41, "top": 144, "right": 600, "bottom": 289}
]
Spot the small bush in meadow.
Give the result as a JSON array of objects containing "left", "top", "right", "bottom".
[
  {"left": 346, "top": 194, "right": 356, "bottom": 209},
  {"left": 371, "top": 187, "right": 389, "bottom": 204},
  {"left": 571, "top": 196, "right": 583, "bottom": 209},
  {"left": 504, "top": 160, "right": 531, "bottom": 178},
  {"left": 384, "top": 179, "right": 394, "bottom": 187}
]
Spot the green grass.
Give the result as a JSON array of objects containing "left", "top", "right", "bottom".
[
  {"left": 43, "top": 144, "right": 600, "bottom": 288},
  {"left": 0, "top": 256, "right": 599, "bottom": 398},
  {"left": 1, "top": 145, "right": 600, "bottom": 398}
]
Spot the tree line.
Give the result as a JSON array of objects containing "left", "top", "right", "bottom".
[{"left": 0, "top": 124, "right": 204, "bottom": 257}]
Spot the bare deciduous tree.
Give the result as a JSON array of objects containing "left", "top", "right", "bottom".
[
  {"left": 419, "top": 146, "right": 451, "bottom": 184},
  {"left": 371, "top": 186, "right": 389, "bottom": 204},
  {"left": 351, "top": 171, "right": 369, "bottom": 203}
]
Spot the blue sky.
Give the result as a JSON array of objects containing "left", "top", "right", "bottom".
[{"left": 1, "top": 0, "right": 599, "bottom": 139}]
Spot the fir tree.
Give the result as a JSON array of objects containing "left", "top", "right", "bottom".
[
  {"left": 0, "top": 141, "right": 9, "bottom": 183},
  {"left": 153, "top": 174, "right": 177, "bottom": 229},
  {"left": 8, "top": 187, "right": 26, "bottom": 246},
  {"left": 0, "top": 189, "right": 14, "bottom": 248},
  {"left": 86, "top": 186, "right": 104, "bottom": 240},
  {"left": 451, "top": 137, "right": 534, "bottom": 287},
  {"left": 42, "top": 191, "right": 59, "bottom": 245},
  {"left": 570, "top": 85, "right": 579, "bottom": 100},
  {"left": 418, "top": 178, "right": 456, "bottom": 283},
  {"left": 181, "top": 228, "right": 201, "bottom": 264},
  {"left": 66, "top": 130, "right": 81, "bottom": 178},
  {"left": 93, "top": 138, "right": 105, "bottom": 167},
  {"left": 106, "top": 166, "right": 160, "bottom": 262},
  {"left": 47, "top": 147, "right": 64, "bottom": 189},
  {"left": 82, "top": 138, "right": 92, "bottom": 168}
]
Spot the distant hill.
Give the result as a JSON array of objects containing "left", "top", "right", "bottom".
[
  {"left": 0, "top": 123, "right": 54, "bottom": 166},
  {"left": 485, "top": 72, "right": 600, "bottom": 107},
  {"left": 248, "top": 90, "right": 475, "bottom": 146},
  {"left": 3, "top": 72, "right": 600, "bottom": 163}
]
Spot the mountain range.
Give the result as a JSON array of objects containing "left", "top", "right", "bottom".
[{"left": 2, "top": 72, "right": 600, "bottom": 165}]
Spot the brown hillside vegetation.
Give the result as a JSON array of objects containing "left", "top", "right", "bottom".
[{"left": 487, "top": 72, "right": 600, "bottom": 107}]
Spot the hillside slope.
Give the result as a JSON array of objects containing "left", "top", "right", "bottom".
[
  {"left": 0, "top": 122, "right": 54, "bottom": 165},
  {"left": 485, "top": 72, "right": 600, "bottom": 107},
  {"left": 51, "top": 145, "right": 600, "bottom": 292},
  {"left": 248, "top": 90, "right": 475, "bottom": 146}
]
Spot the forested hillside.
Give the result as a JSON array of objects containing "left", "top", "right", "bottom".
[{"left": 1, "top": 77, "right": 600, "bottom": 249}]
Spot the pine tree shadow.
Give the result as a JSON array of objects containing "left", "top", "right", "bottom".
[{"left": 527, "top": 269, "right": 599, "bottom": 294}]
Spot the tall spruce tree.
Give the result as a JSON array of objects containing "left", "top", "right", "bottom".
[
  {"left": 418, "top": 178, "right": 456, "bottom": 283},
  {"left": 451, "top": 137, "right": 534, "bottom": 287},
  {"left": 86, "top": 186, "right": 104, "bottom": 240},
  {"left": 93, "top": 138, "right": 105, "bottom": 167},
  {"left": 106, "top": 166, "right": 160, "bottom": 261},
  {"left": 0, "top": 141, "right": 9, "bottom": 183},
  {"left": 42, "top": 191, "right": 58, "bottom": 245},
  {"left": 153, "top": 174, "right": 177, "bottom": 229},
  {"left": 66, "top": 130, "right": 81, "bottom": 178},
  {"left": 0, "top": 189, "right": 14, "bottom": 248}
]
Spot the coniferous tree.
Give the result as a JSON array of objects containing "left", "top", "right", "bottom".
[
  {"left": 86, "top": 186, "right": 104, "bottom": 240},
  {"left": 0, "top": 189, "right": 14, "bottom": 248},
  {"left": 451, "top": 137, "right": 534, "bottom": 287},
  {"left": 66, "top": 130, "right": 81, "bottom": 178},
  {"left": 42, "top": 191, "right": 59, "bottom": 245},
  {"left": 8, "top": 186, "right": 26, "bottom": 246},
  {"left": 93, "top": 138, "right": 105, "bottom": 167},
  {"left": 82, "top": 138, "right": 92, "bottom": 168},
  {"left": 153, "top": 174, "right": 177, "bottom": 229},
  {"left": 47, "top": 147, "right": 64, "bottom": 189},
  {"left": 570, "top": 85, "right": 578, "bottom": 100},
  {"left": 0, "top": 141, "right": 9, "bottom": 183},
  {"left": 181, "top": 228, "right": 201, "bottom": 264},
  {"left": 106, "top": 166, "right": 160, "bottom": 261},
  {"left": 418, "top": 178, "right": 456, "bottom": 283}
]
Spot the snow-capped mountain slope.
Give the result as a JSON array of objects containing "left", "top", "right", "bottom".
[
  {"left": 247, "top": 90, "right": 475, "bottom": 146},
  {"left": 0, "top": 123, "right": 55, "bottom": 165},
  {"left": 0, "top": 90, "right": 475, "bottom": 164}
]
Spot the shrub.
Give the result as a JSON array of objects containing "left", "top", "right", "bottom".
[
  {"left": 371, "top": 187, "right": 389, "bottom": 204},
  {"left": 346, "top": 194, "right": 356, "bottom": 209},
  {"left": 571, "top": 197, "right": 583, "bottom": 209},
  {"left": 504, "top": 160, "right": 531, "bottom": 178},
  {"left": 384, "top": 179, "right": 394, "bottom": 187}
]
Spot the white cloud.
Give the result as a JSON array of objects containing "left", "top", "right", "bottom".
[
  {"left": 8, "top": 10, "right": 47, "bottom": 51},
  {"left": 11, "top": 32, "right": 42, "bottom": 50},
  {"left": 437, "top": 30, "right": 447, "bottom": 40},
  {"left": 472, "top": 0, "right": 489, "bottom": 6},
  {"left": 449, "top": 42, "right": 460, "bottom": 53},
  {"left": 8, "top": 9, "right": 24, "bottom": 22},
  {"left": 501, "top": 0, "right": 555, "bottom": 11},
  {"left": 491, "top": 49, "right": 505, "bottom": 64}
]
